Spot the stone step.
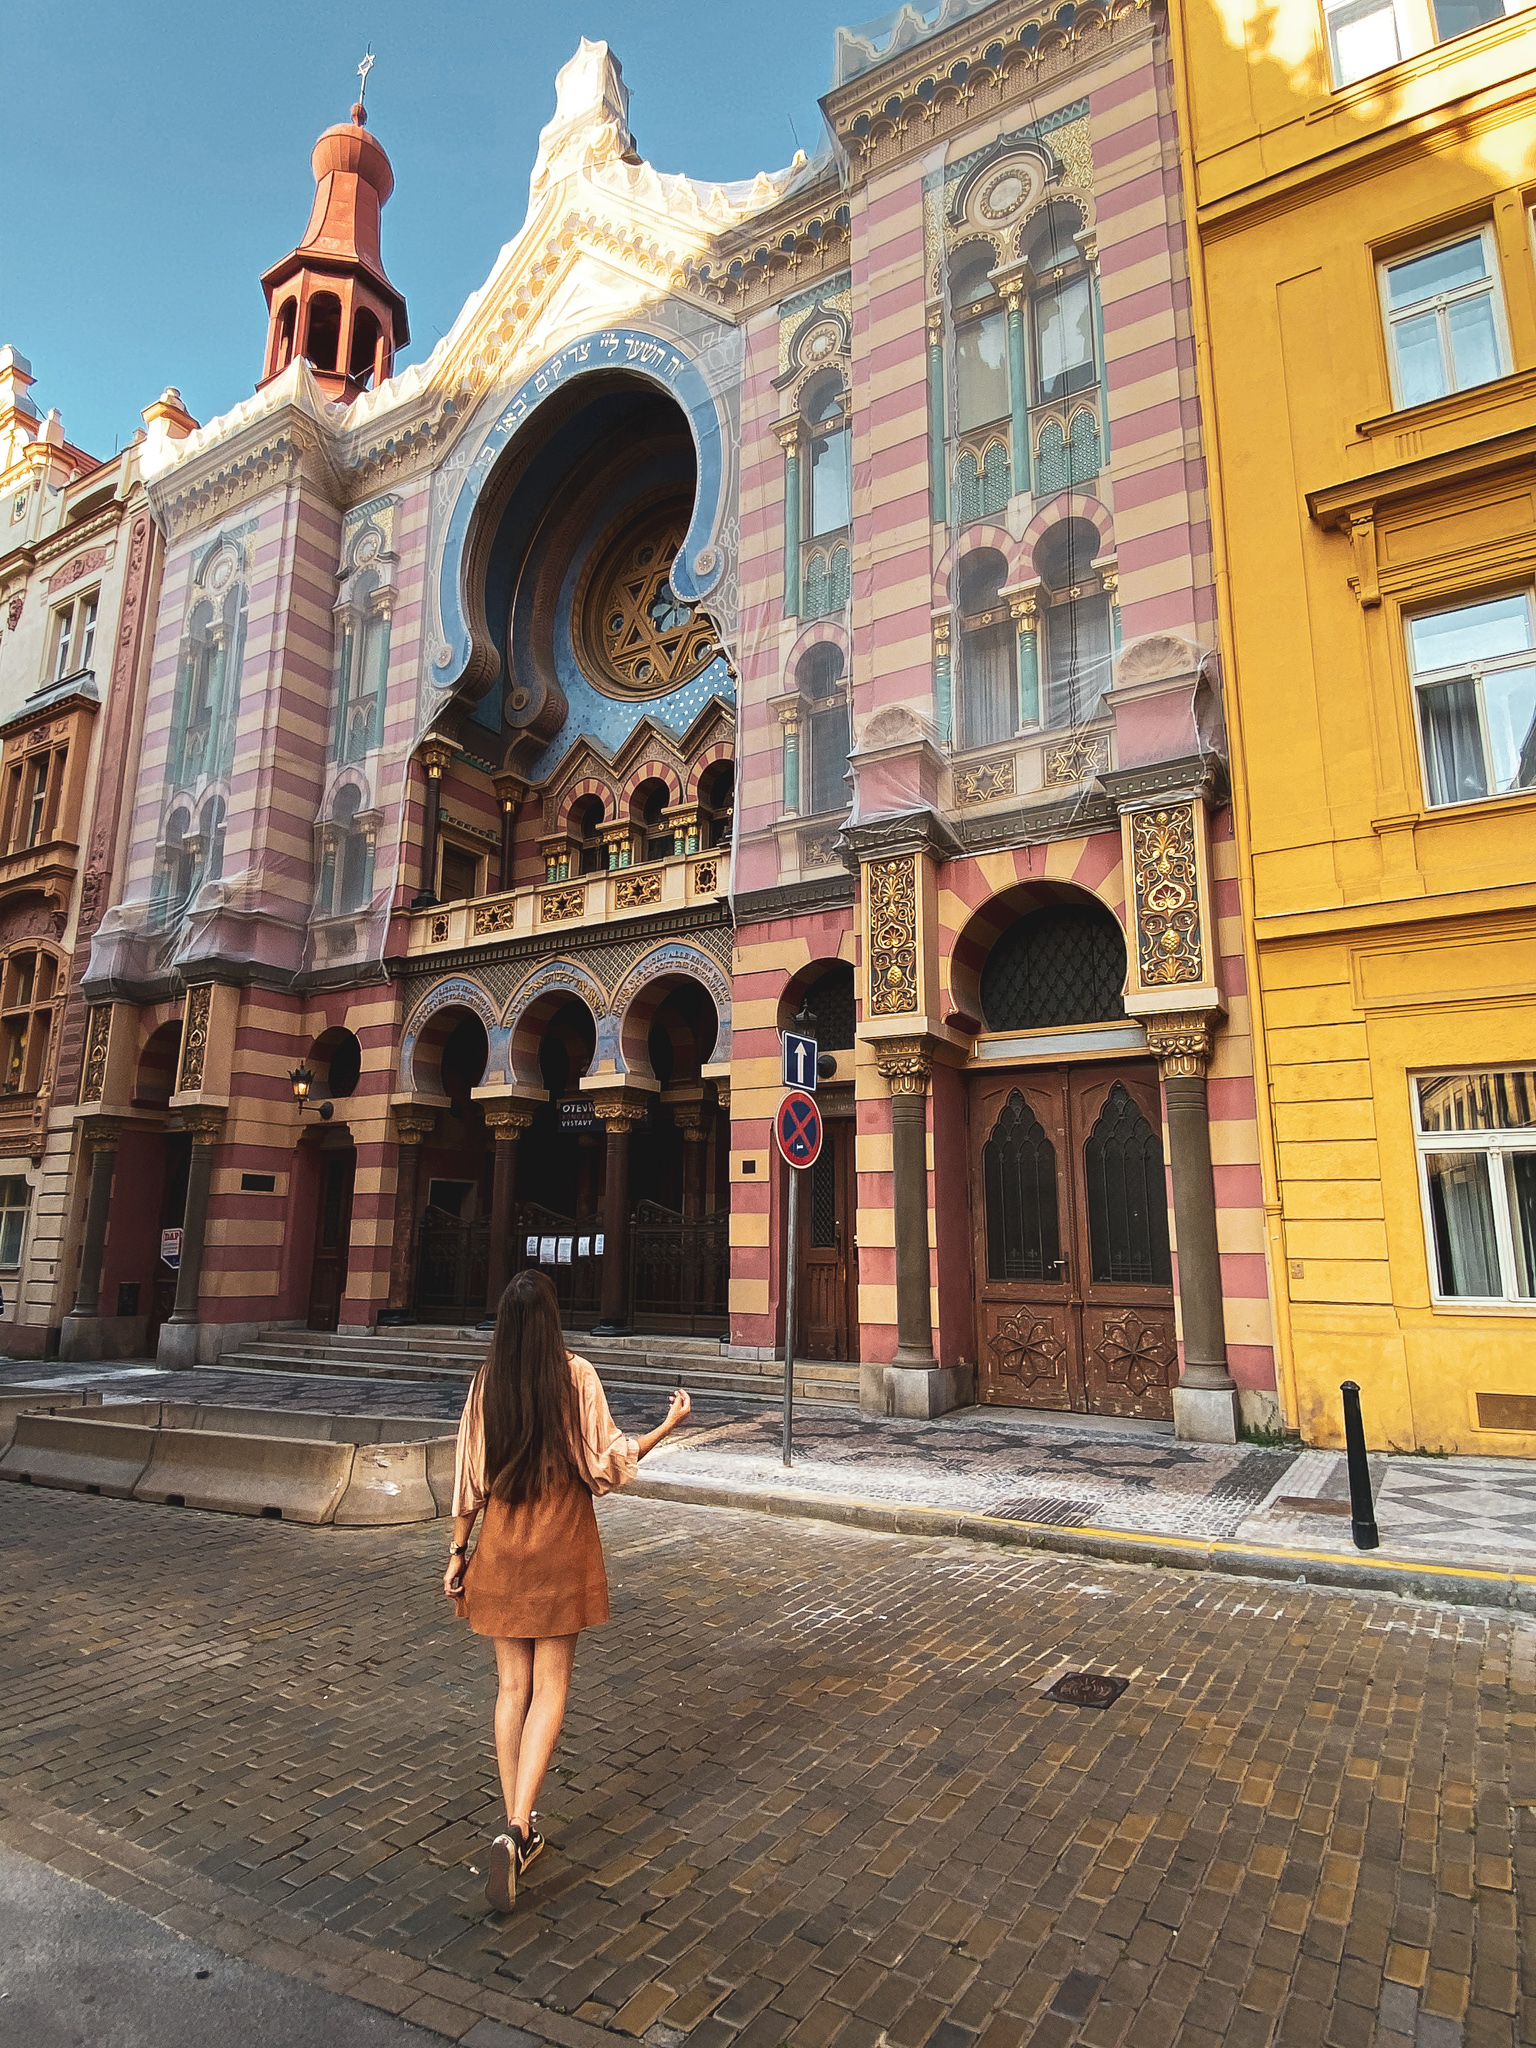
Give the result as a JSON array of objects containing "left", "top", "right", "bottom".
[{"left": 218, "top": 1342, "right": 858, "bottom": 1406}]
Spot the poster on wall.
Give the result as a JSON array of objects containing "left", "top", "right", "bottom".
[
  {"left": 557, "top": 1237, "right": 573, "bottom": 1264},
  {"left": 160, "top": 1227, "right": 183, "bottom": 1273}
]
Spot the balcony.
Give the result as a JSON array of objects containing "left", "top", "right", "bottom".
[{"left": 406, "top": 845, "right": 731, "bottom": 957}]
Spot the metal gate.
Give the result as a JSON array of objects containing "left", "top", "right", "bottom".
[
  {"left": 630, "top": 1201, "right": 728, "bottom": 1336},
  {"left": 512, "top": 1203, "right": 601, "bottom": 1328},
  {"left": 415, "top": 1215, "right": 489, "bottom": 1322}
]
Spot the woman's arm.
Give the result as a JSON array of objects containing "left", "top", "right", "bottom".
[
  {"left": 635, "top": 1388, "right": 691, "bottom": 1460},
  {"left": 443, "top": 1508, "right": 479, "bottom": 1598}
]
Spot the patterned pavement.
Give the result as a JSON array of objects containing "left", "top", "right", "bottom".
[
  {"left": 4, "top": 1357, "right": 1535, "bottom": 1576},
  {"left": 2, "top": 1481, "right": 1533, "bottom": 2048}
]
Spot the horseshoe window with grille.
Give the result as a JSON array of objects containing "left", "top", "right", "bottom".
[
  {"left": 983, "top": 1090, "right": 1061, "bottom": 1283},
  {"left": 1083, "top": 1083, "right": 1172, "bottom": 1286}
]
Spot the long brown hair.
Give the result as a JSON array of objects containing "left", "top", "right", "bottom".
[{"left": 480, "top": 1270, "right": 585, "bottom": 1505}]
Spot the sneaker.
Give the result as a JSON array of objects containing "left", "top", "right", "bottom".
[
  {"left": 515, "top": 1821, "right": 545, "bottom": 1880},
  {"left": 484, "top": 1832, "right": 517, "bottom": 1913}
]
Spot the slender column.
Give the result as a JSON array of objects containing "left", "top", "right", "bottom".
[
  {"left": 1101, "top": 566, "right": 1122, "bottom": 650},
  {"left": 575, "top": 1132, "right": 599, "bottom": 1218},
  {"left": 779, "top": 705, "right": 802, "bottom": 818},
  {"left": 1146, "top": 1015, "right": 1240, "bottom": 1441},
  {"left": 167, "top": 1109, "right": 225, "bottom": 1326},
  {"left": 72, "top": 1117, "right": 124, "bottom": 1316},
  {"left": 932, "top": 613, "right": 953, "bottom": 745},
  {"left": 776, "top": 419, "right": 801, "bottom": 618},
  {"left": 591, "top": 1094, "right": 646, "bottom": 1334},
  {"left": 484, "top": 1107, "right": 534, "bottom": 1313},
  {"left": 875, "top": 1041, "right": 936, "bottom": 1368},
  {"left": 386, "top": 1107, "right": 436, "bottom": 1314},
  {"left": 674, "top": 1102, "right": 708, "bottom": 1218},
  {"left": 493, "top": 775, "right": 524, "bottom": 893},
  {"left": 1012, "top": 591, "right": 1040, "bottom": 728},
  {"left": 926, "top": 307, "right": 946, "bottom": 524},
  {"left": 412, "top": 740, "right": 453, "bottom": 907},
  {"left": 1003, "top": 283, "right": 1030, "bottom": 498}
]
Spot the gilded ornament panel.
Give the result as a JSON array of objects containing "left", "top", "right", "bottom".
[
  {"left": 81, "top": 1007, "right": 111, "bottom": 1104},
  {"left": 1130, "top": 804, "right": 1203, "bottom": 988},
  {"left": 867, "top": 855, "right": 918, "bottom": 1017},
  {"left": 472, "top": 901, "right": 518, "bottom": 936},
  {"left": 614, "top": 872, "right": 663, "bottom": 909},
  {"left": 178, "top": 986, "right": 212, "bottom": 1093},
  {"left": 542, "top": 888, "right": 586, "bottom": 923}
]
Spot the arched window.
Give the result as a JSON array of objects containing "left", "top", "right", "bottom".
[
  {"left": 798, "top": 644, "right": 850, "bottom": 818},
  {"left": 951, "top": 245, "right": 1010, "bottom": 434},
  {"left": 154, "top": 808, "right": 196, "bottom": 928},
  {"left": 349, "top": 306, "right": 382, "bottom": 387},
  {"left": 305, "top": 293, "right": 342, "bottom": 374},
  {"left": 199, "top": 796, "right": 226, "bottom": 885},
  {"left": 983, "top": 1090, "right": 1061, "bottom": 1283},
  {"left": 571, "top": 796, "right": 606, "bottom": 876},
  {"left": 979, "top": 901, "right": 1127, "bottom": 1031},
  {"left": 273, "top": 298, "right": 297, "bottom": 375},
  {"left": 954, "top": 550, "right": 1017, "bottom": 751},
  {"left": 1026, "top": 204, "right": 1096, "bottom": 404},
  {"left": 336, "top": 589, "right": 389, "bottom": 764},
  {"left": 172, "top": 544, "right": 247, "bottom": 788},
  {"left": 1084, "top": 1082, "right": 1172, "bottom": 1286},
  {"left": 632, "top": 778, "right": 674, "bottom": 863},
  {"left": 1035, "top": 518, "right": 1112, "bottom": 728},
  {"left": 699, "top": 761, "right": 734, "bottom": 847},
  {"left": 801, "top": 374, "right": 851, "bottom": 540},
  {"left": 795, "top": 962, "right": 856, "bottom": 1050},
  {"left": 0, "top": 946, "right": 59, "bottom": 1097}
]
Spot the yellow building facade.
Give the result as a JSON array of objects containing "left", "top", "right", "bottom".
[{"left": 1171, "top": 0, "right": 1536, "bottom": 1452}]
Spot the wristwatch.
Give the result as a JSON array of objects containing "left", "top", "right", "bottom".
[{"left": 449, "top": 1541, "right": 467, "bottom": 1556}]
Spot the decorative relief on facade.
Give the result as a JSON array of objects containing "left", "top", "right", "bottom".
[
  {"left": 1130, "top": 804, "right": 1204, "bottom": 987},
  {"left": 954, "top": 755, "right": 1016, "bottom": 806},
  {"left": 472, "top": 901, "right": 518, "bottom": 935},
  {"left": 45, "top": 547, "right": 109, "bottom": 597},
  {"left": 178, "top": 986, "right": 212, "bottom": 1093},
  {"left": 799, "top": 831, "right": 839, "bottom": 869},
  {"left": 541, "top": 887, "right": 586, "bottom": 923},
  {"left": 691, "top": 859, "right": 718, "bottom": 895},
  {"left": 429, "top": 914, "right": 450, "bottom": 944},
  {"left": 867, "top": 855, "right": 919, "bottom": 1016},
  {"left": 873, "top": 1037, "right": 934, "bottom": 1096},
  {"left": 1142, "top": 1012, "right": 1214, "bottom": 1079},
  {"left": 81, "top": 1007, "right": 111, "bottom": 1103},
  {"left": 614, "top": 871, "right": 662, "bottom": 909},
  {"left": 1045, "top": 736, "right": 1109, "bottom": 786}
]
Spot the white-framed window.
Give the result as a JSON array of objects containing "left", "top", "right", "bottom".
[
  {"left": 1380, "top": 230, "right": 1507, "bottom": 409},
  {"left": 1415, "top": 1070, "right": 1536, "bottom": 1304},
  {"left": 0, "top": 1176, "right": 29, "bottom": 1268},
  {"left": 1325, "top": 0, "right": 1403, "bottom": 83},
  {"left": 951, "top": 247, "right": 1010, "bottom": 435},
  {"left": 47, "top": 590, "right": 98, "bottom": 684},
  {"left": 1408, "top": 591, "right": 1536, "bottom": 807},
  {"left": 1432, "top": 0, "right": 1513, "bottom": 40}
]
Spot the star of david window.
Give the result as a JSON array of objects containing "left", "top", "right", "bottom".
[{"left": 577, "top": 499, "right": 718, "bottom": 700}]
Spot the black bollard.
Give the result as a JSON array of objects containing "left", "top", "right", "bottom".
[{"left": 1339, "top": 1381, "right": 1379, "bottom": 1551}]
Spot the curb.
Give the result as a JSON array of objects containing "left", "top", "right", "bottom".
[{"left": 627, "top": 1474, "right": 1536, "bottom": 1613}]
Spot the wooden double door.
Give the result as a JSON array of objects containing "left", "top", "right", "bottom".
[
  {"left": 795, "top": 1117, "right": 858, "bottom": 1361},
  {"left": 307, "top": 1151, "right": 356, "bottom": 1332},
  {"left": 969, "top": 1061, "right": 1178, "bottom": 1418}
]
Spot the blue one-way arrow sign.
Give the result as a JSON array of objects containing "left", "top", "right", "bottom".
[{"left": 782, "top": 1030, "right": 818, "bottom": 1092}]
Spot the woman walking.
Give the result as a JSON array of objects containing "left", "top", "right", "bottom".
[{"left": 443, "top": 1269, "right": 690, "bottom": 1911}]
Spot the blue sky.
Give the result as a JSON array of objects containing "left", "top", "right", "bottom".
[{"left": 4, "top": 0, "right": 870, "bottom": 461}]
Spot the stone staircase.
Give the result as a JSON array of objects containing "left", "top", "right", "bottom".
[{"left": 217, "top": 1326, "right": 860, "bottom": 1407}]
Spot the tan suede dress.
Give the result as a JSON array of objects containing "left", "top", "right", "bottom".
[{"left": 451, "top": 1354, "right": 638, "bottom": 1640}]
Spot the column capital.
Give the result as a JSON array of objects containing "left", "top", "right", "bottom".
[
  {"left": 419, "top": 738, "right": 455, "bottom": 779},
  {"left": 80, "top": 1115, "right": 126, "bottom": 1154},
  {"left": 711, "top": 1080, "right": 731, "bottom": 1115},
  {"left": 393, "top": 1104, "right": 438, "bottom": 1145},
  {"left": 179, "top": 1107, "right": 226, "bottom": 1146},
  {"left": 492, "top": 773, "right": 526, "bottom": 813},
  {"left": 1143, "top": 1012, "right": 1215, "bottom": 1078},
  {"left": 773, "top": 415, "right": 802, "bottom": 455},
  {"left": 931, "top": 609, "right": 952, "bottom": 655},
  {"left": 672, "top": 1102, "right": 709, "bottom": 1140},
  {"left": 874, "top": 1035, "right": 936, "bottom": 1096},
  {"left": 589, "top": 1090, "right": 649, "bottom": 1133},
  {"left": 484, "top": 1105, "right": 536, "bottom": 1140}
]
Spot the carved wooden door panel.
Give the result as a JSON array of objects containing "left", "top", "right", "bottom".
[
  {"left": 1066, "top": 1063, "right": 1177, "bottom": 1420},
  {"left": 970, "top": 1072, "right": 1080, "bottom": 1409},
  {"left": 307, "top": 1152, "right": 356, "bottom": 1333},
  {"left": 797, "top": 1121, "right": 854, "bottom": 1361}
]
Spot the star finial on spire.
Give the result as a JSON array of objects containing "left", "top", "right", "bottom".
[{"left": 357, "top": 48, "right": 375, "bottom": 107}]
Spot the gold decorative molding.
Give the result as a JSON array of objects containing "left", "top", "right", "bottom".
[
  {"left": 874, "top": 1036, "right": 934, "bottom": 1096},
  {"left": 393, "top": 1105, "right": 438, "bottom": 1145},
  {"left": 587, "top": 1092, "right": 649, "bottom": 1133},
  {"left": 178, "top": 985, "right": 212, "bottom": 1093},
  {"left": 614, "top": 871, "right": 662, "bottom": 909},
  {"left": 429, "top": 914, "right": 450, "bottom": 944},
  {"left": 473, "top": 901, "right": 518, "bottom": 935},
  {"left": 541, "top": 886, "right": 585, "bottom": 923},
  {"left": 81, "top": 1007, "right": 111, "bottom": 1104},
  {"left": 1143, "top": 1012, "right": 1214, "bottom": 1079},
  {"left": 867, "top": 855, "right": 919, "bottom": 1017},
  {"left": 692, "top": 858, "right": 719, "bottom": 895},
  {"left": 954, "top": 755, "right": 1016, "bottom": 806},
  {"left": 180, "top": 1105, "right": 226, "bottom": 1146},
  {"left": 1130, "top": 804, "right": 1204, "bottom": 988},
  {"left": 1045, "top": 735, "right": 1108, "bottom": 786},
  {"left": 81, "top": 1115, "right": 125, "bottom": 1155},
  {"left": 483, "top": 1106, "right": 536, "bottom": 1140}
]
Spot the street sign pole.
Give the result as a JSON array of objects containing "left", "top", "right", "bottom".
[{"left": 782, "top": 1163, "right": 800, "bottom": 1468}]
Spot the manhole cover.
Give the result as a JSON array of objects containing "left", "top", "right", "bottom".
[
  {"left": 1046, "top": 1671, "right": 1128, "bottom": 1708},
  {"left": 989, "top": 1494, "right": 1097, "bottom": 1527}
]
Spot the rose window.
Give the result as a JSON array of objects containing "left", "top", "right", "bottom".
[{"left": 579, "top": 503, "right": 718, "bottom": 698}]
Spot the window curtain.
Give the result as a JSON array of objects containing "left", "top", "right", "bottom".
[
  {"left": 960, "top": 622, "right": 1017, "bottom": 749},
  {"left": 1418, "top": 678, "right": 1487, "bottom": 804},
  {"left": 1425, "top": 1150, "right": 1499, "bottom": 1296},
  {"left": 807, "top": 702, "right": 851, "bottom": 816}
]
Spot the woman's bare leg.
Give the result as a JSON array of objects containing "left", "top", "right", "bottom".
[
  {"left": 491, "top": 1637, "right": 534, "bottom": 1826},
  {"left": 510, "top": 1634, "right": 578, "bottom": 1828}
]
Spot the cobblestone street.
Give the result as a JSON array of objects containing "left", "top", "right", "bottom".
[{"left": 3, "top": 1481, "right": 1534, "bottom": 2048}]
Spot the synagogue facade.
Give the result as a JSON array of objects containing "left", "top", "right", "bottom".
[{"left": 59, "top": 0, "right": 1280, "bottom": 1439}]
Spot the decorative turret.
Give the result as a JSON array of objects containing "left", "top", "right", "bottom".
[{"left": 258, "top": 60, "right": 409, "bottom": 404}]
